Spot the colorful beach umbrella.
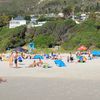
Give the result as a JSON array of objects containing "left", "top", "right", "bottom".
[
  {"left": 77, "top": 45, "right": 87, "bottom": 51},
  {"left": 33, "top": 55, "right": 44, "bottom": 59},
  {"left": 92, "top": 51, "right": 100, "bottom": 56}
]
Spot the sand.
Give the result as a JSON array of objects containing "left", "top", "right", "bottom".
[
  {"left": 1, "top": 55, "right": 100, "bottom": 100},
  {"left": 0, "top": 54, "right": 100, "bottom": 80},
  {"left": 0, "top": 78, "right": 100, "bottom": 100}
]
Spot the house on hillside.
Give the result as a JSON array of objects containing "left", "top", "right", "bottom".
[
  {"left": 80, "top": 14, "right": 88, "bottom": 21},
  {"left": 9, "top": 16, "right": 26, "bottom": 28},
  {"left": 27, "top": 21, "right": 47, "bottom": 28},
  {"left": 27, "top": 15, "right": 47, "bottom": 28},
  {"left": 58, "top": 13, "right": 64, "bottom": 18},
  {"left": 30, "top": 15, "right": 38, "bottom": 24}
]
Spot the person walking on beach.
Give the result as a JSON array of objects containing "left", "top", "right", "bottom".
[{"left": 14, "top": 52, "right": 18, "bottom": 68}]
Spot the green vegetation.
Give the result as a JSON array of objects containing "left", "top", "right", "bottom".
[
  {"left": 0, "top": 15, "right": 10, "bottom": 27},
  {"left": 0, "top": 18, "right": 100, "bottom": 52},
  {"left": 62, "top": 19, "right": 100, "bottom": 50},
  {"left": 34, "top": 34, "right": 55, "bottom": 48},
  {"left": 0, "top": 26, "right": 26, "bottom": 52}
]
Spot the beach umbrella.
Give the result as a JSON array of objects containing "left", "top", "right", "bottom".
[
  {"left": 77, "top": 45, "right": 87, "bottom": 51},
  {"left": 92, "top": 51, "right": 100, "bottom": 56},
  {"left": 33, "top": 55, "right": 44, "bottom": 59},
  {"left": 54, "top": 60, "right": 66, "bottom": 67},
  {"left": 13, "top": 47, "right": 28, "bottom": 52}
]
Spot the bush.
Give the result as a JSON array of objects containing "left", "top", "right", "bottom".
[
  {"left": 0, "top": 26, "right": 26, "bottom": 51},
  {"left": 34, "top": 34, "right": 55, "bottom": 48}
]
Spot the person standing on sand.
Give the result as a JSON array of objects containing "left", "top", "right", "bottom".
[
  {"left": 67, "top": 56, "right": 70, "bottom": 62},
  {"left": 9, "top": 52, "right": 14, "bottom": 67},
  {"left": 0, "top": 54, "right": 2, "bottom": 61},
  {"left": 14, "top": 52, "right": 18, "bottom": 68},
  {"left": 69, "top": 52, "right": 74, "bottom": 63}
]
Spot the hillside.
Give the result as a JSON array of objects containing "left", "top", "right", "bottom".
[
  {"left": 0, "top": 0, "right": 99, "bottom": 15},
  {"left": 0, "top": 18, "right": 100, "bottom": 52}
]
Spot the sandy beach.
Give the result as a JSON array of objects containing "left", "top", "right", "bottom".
[
  {"left": 1, "top": 54, "right": 100, "bottom": 100},
  {"left": 1, "top": 78, "right": 100, "bottom": 100},
  {"left": 0, "top": 55, "right": 100, "bottom": 80}
]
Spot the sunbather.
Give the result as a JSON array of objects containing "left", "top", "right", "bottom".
[
  {"left": 37, "top": 59, "right": 43, "bottom": 67},
  {"left": 0, "top": 77, "right": 7, "bottom": 83},
  {"left": 29, "top": 60, "right": 37, "bottom": 68}
]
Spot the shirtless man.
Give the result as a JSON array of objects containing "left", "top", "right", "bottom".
[{"left": 14, "top": 52, "right": 18, "bottom": 68}]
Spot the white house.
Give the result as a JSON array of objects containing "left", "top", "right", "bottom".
[
  {"left": 58, "top": 13, "right": 64, "bottom": 18},
  {"left": 9, "top": 16, "right": 26, "bottom": 28},
  {"left": 80, "top": 14, "right": 88, "bottom": 21},
  {"left": 30, "top": 15, "right": 38, "bottom": 24},
  {"left": 27, "top": 21, "right": 47, "bottom": 28}
]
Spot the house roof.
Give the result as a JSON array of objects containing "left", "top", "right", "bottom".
[{"left": 14, "top": 16, "right": 25, "bottom": 20}]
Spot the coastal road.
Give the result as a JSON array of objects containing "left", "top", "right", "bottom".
[{"left": 0, "top": 77, "right": 100, "bottom": 100}]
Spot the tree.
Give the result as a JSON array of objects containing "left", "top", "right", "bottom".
[
  {"left": 24, "top": 15, "right": 31, "bottom": 21},
  {"left": 62, "top": 6, "right": 73, "bottom": 19},
  {"left": 0, "top": 15, "right": 10, "bottom": 27},
  {"left": 96, "top": 2, "right": 100, "bottom": 11}
]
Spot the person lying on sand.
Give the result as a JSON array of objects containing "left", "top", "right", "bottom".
[
  {"left": 0, "top": 77, "right": 7, "bottom": 83},
  {"left": 29, "top": 60, "right": 37, "bottom": 68}
]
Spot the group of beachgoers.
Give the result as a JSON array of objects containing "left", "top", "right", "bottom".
[
  {"left": 0, "top": 50, "right": 93, "bottom": 68},
  {"left": 0, "top": 50, "right": 94, "bottom": 84},
  {"left": 66, "top": 50, "right": 93, "bottom": 63},
  {"left": 0, "top": 52, "right": 47, "bottom": 68}
]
